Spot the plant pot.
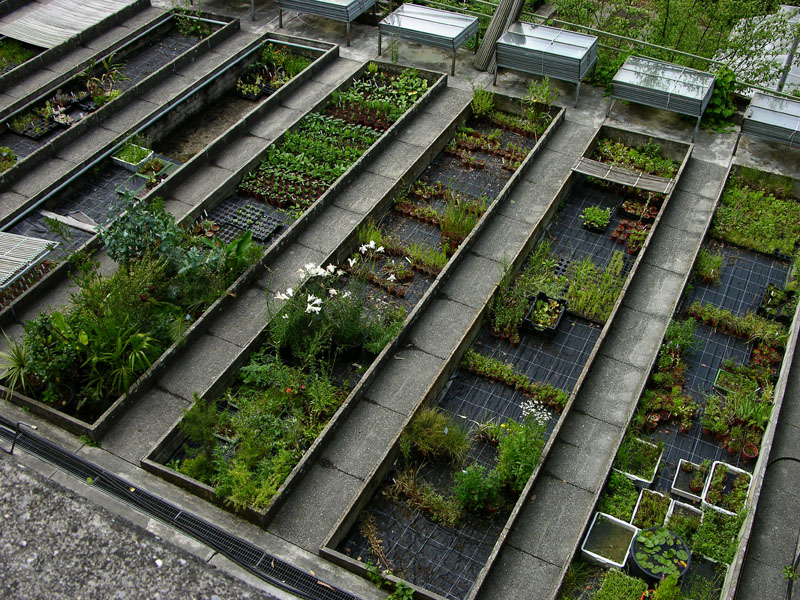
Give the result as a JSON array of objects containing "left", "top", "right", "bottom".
[
  {"left": 672, "top": 459, "right": 705, "bottom": 502},
  {"left": 742, "top": 442, "right": 759, "bottom": 462},
  {"left": 702, "top": 461, "right": 752, "bottom": 516},
  {"left": 112, "top": 145, "right": 154, "bottom": 172},
  {"left": 630, "top": 527, "right": 691, "bottom": 585},
  {"left": 521, "top": 292, "right": 566, "bottom": 338}
]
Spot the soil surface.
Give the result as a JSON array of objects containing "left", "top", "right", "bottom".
[{"left": 157, "top": 94, "right": 258, "bottom": 163}]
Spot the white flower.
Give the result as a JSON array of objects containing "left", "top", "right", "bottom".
[
  {"left": 368, "top": 240, "right": 376, "bottom": 249},
  {"left": 348, "top": 257, "right": 358, "bottom": 267},
  {"left": 307, "top": 294, "right": 322, "bottom": 306},
  {"left": 305, "top": 262, "right": 316, "bottom": 272},
  {"left": 282, "top": 314, "right": 289, "bottom": 319},
  {"left": 521, "top": 398, "right": 550, "bottom": 426},
  {"left": 337, "top": 269, "right": 345, "bottom": 276},
  {"left": 326, "top": 264, "right": 336, "bottom": 273},
  {"left": 286, "top": 287, "right": 294, "bottom": 297},
  {"left": 387, "top": 274, "right": 396, "bottom": 282},
  {"left": 310, "top": 265, "right": 327, "bottom": 277},
  {"left": 306, "top": 304, "right": 322, "bottom": 314},
  {"left": 305, "top": 295, "right": 322, "bottom": 314},
  {"left": 328, "top": 288, "right": 338, "bottom": 297},
  {"left": 342, "top": 291, "right": 351, "bottom": 298},
  {"left": 274, "top": 287, "right": 294, "bottom": 301},
  {"left": 376, "top": 246, "right": 385, "bottom": 254},
  {"left": 359, "top": 245, "right": 368, "bottom": 254}
]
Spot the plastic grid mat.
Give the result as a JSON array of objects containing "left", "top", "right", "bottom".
[
  {"left": 685, "top": 241, "right": 791, "bottom": 316},
  {"left": 547, "top": 179, "right": 638, "bottom": 274}
]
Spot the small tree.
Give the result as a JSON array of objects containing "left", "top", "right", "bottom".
[{"left": 522, "top": 77, "right": 558, "bottom": 127}]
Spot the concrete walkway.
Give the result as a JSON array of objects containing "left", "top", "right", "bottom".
[{"left": 739, "top": 345, "right": 800, "bottom": 599}]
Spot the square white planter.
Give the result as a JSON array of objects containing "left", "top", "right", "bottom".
[
  {"left": 630, "top": 488, "right": 670, "bottom": 528},
  {"left": 701, "top": 460, "right": 752, "bottom": 516},
  {"left": 581, "top": 512, "right": 639, "bottom": 569},
  {"left": 666, "top": 498, "right": 703, "bottom": 525},
  {"left": 613, "top": 437, "right": 663, "bottom": 488},
  {"left": 112, "top": 145, "right": 154, "bottom": 172},
  {"left": 671, "top": 458, "right": 706, "bottom": 503}
]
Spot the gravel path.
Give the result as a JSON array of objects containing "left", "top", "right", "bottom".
[{"left": 0, "top": 458, "right": 276, "bottom": 600}]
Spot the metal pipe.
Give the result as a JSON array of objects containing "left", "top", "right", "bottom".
[{"left": 2, "top": 34, "right": 268, "bottom": 232}]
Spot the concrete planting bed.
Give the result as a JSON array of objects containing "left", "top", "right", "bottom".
[{"left": 319, "top": 126, "right": 693, "bottom": 599}]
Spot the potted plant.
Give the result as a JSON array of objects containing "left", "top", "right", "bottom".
[
  {"left": 671, "top": 458, "right": 708, "bottom": 502},
  {"left": 613, "top": 436, "right": 663, "bottom": 488},
  {"left": 580, "top": 512, "right": 639, "bottom": 568},
  {"left": 632, "top": 489, "right": 671, "bottom": 529},
  {"left": 113, "top": 142, "right": 153, "bottom": 172},
  {"left": 631, "top": 528, "right": 691, "bottom": 584},
  {"left": 702, "top": 461, "right": 752, "bottom": 515},
  {"left": 581, "top": 205, "right": 612, "bottom": 233},
  {"left": 521, "top": 292, "right": 566, "bottom": 337}
]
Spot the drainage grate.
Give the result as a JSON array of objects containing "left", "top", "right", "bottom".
[{"left": 0, "top": 418, "right": 361, "bottom": 600}]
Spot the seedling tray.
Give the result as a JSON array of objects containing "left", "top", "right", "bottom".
[{"left": 521, "top": 292, "right": 566, "bottom": 337}]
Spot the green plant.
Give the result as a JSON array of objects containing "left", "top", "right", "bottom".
[
  {"left": 694, "top": 247, "right": 723, "bottom": 283},
  {"left": 783, "top": 564, "right": 799, "bottom": 581},
  {"left": 613, "top": 436, "right": 662, "bottom": 480},
  {"left": 387, "top": 581, "right": 414, "bottom": 600},
  {"left": 592, "top": 138, "right": 678, "bottom": 178},
  {"left": 594, "top": 569, "right": 647, "bottom": 600},
  {"left": 453, "top": 464, "right": 502, "bottom": 512},
  {"left": 82, "top": 53, "right": 127, "bottom": 107},
  {"left": 0, "top": 333, "right": 30, "bottom": 398},
  {"left": 172, "top": 3, "right": 212, "bottom": 37},
  {"left": 691, "top": 508, "right": 744, "bottom": 564},
  {"left": 633, "top": 528, "right": 689, "bottom": 578},
  {"left": 703, "top": 66, "right": 737, "bottom": 131},
  {"left": 388, "top": 468, "right": 463, "bottom": 527},
  {"left": 565, "top": 252, "right": 626, "bottom": 324},
  {"left": 0, "top": 38, "right": 36, "bottom": 71},
  {"left": 652, "top": 572, "right": 681, "bottom": 600},
  {"left": 400, "top": 407, "right": 470, "bottom": 466},
  {"left": 114, "top": 143, "right": 151, "bottom": 165},
  {"left": 580, "top": 205, "right": 612, "bottom": 229},
  {"left": 471, "top": 86, "right": 495, "bottom": 118},
  {"left": 0, "top": 146, "right": 16, "bottom": 173},
  {"left": 666, "top": 509, "right": 702, "bottom": 543},
  {"left": 632, "top": 490, "right": 670, "bottom": 529},
  {"left": 522, "top": 76, "right": 558, "bottom": 126},
  {"left": 598, "top": 471, "right": 639, "bottom": 521},
  {"left": 494, "top": 418, "right": 546, "bottom": 493},
  {"left": 100, "top": 193, "right": 183, "bottom": 264}
]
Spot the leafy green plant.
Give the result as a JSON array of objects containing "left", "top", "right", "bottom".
[
  {"left": 598, "top": 471, "right": 639, "bottom": 521},
  {"left": 453, "top": 464, "right": 502, "bottom": 512},
  {"left": 711, "top": 173, "right": 800, "bottom": 256},
  {"left": 594, "top": 569, "right": 647, "bottom": 600},
  {"left": 633, "top": 528, "right": 689, "bottom": 578},
  {"left": 702, "top": 66, "right": 737, "bottom": 131},
  {"left": 388, "top": 468, "right": 463, "bottom": 527},
  {"left": 691, "top": 508, "right": 744, "bottom": 564},
  {"left": 592, "top": 138, "right": 678, "bottom": 178},
  {"left": 522, "top": 76, "right": 558, "bottom": 126},
  {"left": 387, "top": 581, "right": 414, "bottom": 600},
  {"left": 694, "top": 247, "right": 723, "bottom": 283},
  {"left": 0, "top": 147, "right": 16, "bottom": 173},
  {"left": 581, "top": 205, "right": 612, "bottom": 229},
  {"left": 0, "top": 38, "right": 36, "bottom": 71},
  {"left": 114, "top": 143, "right": 150, "bottom": 165}
]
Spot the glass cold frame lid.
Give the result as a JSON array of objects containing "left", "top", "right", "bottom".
[
  {"left": 746, "top": 92, "right": 800, "bottom": 131},
  {"left": 381, "top": 4, "right": 477, "bottom": 35},
  {"left": 613, "top": 56, "right": 714, "bottom": 101},
  {"left": 500, "top": 22, "right": 595, "bottom": 60}
]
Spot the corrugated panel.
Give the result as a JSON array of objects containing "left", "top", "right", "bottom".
[{"left": 0, "top": 0, "right": 138, "bottom": 48}]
